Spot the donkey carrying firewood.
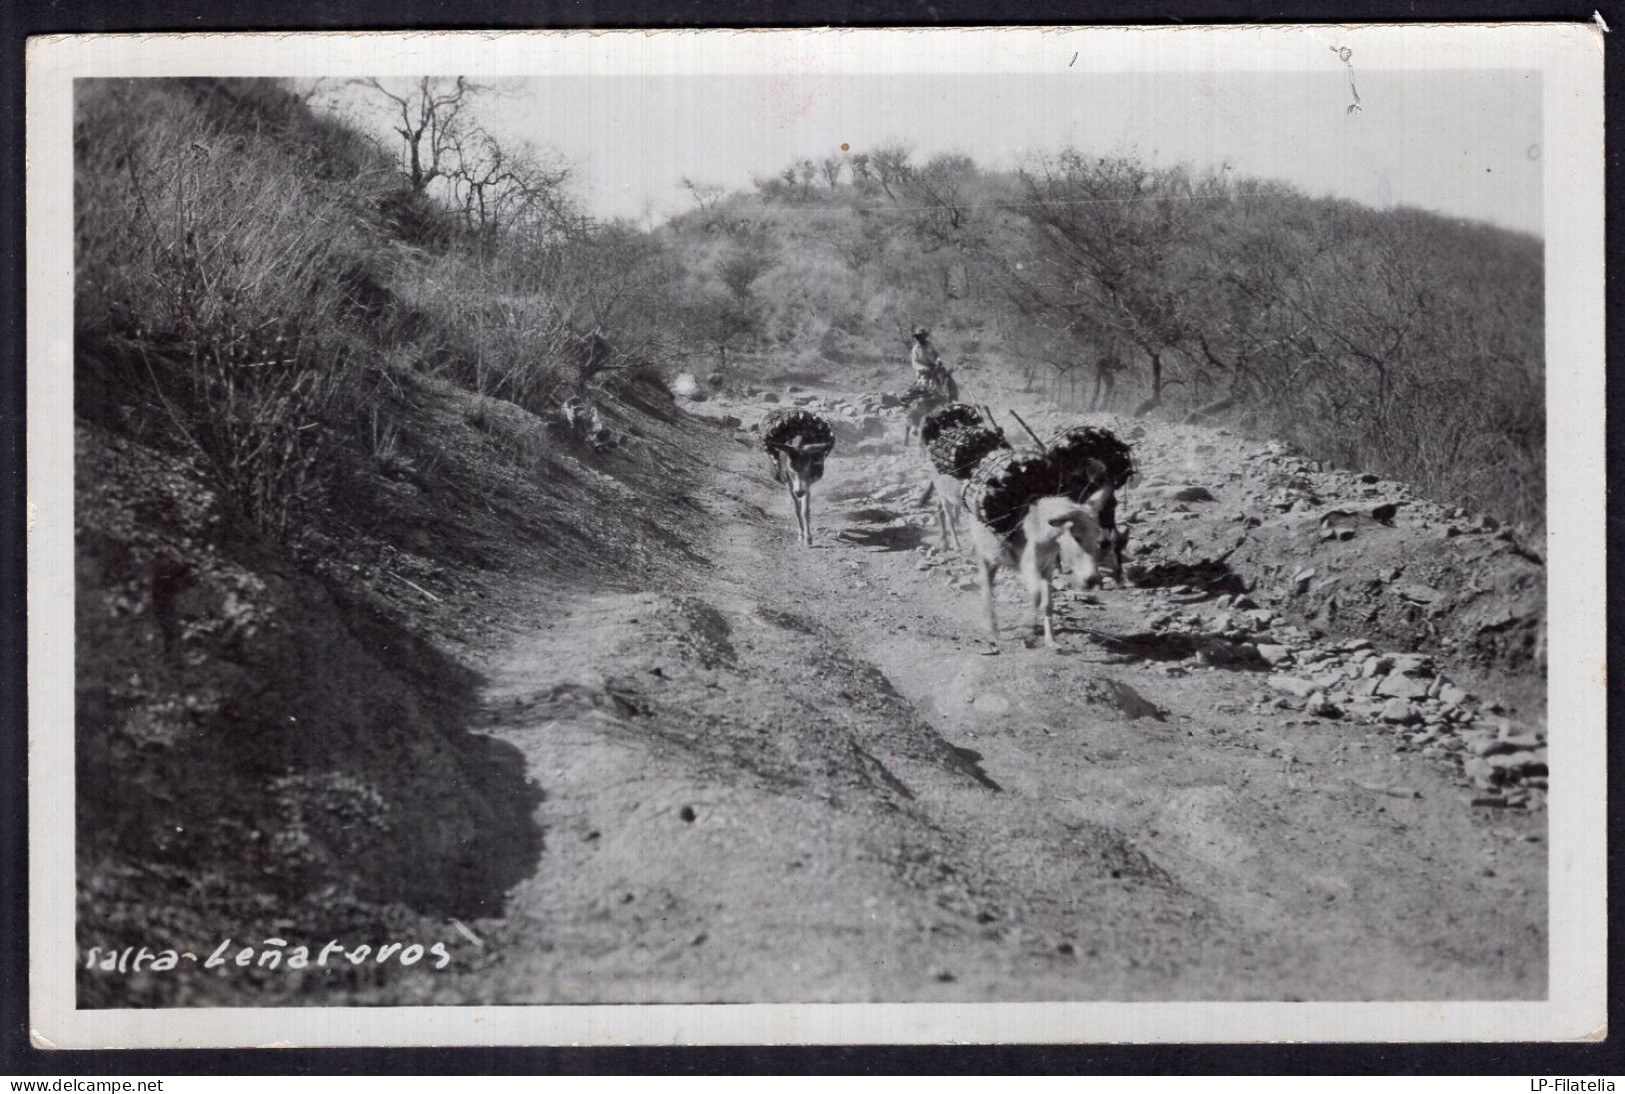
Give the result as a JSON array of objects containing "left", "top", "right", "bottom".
[{"left": 762, "top": 407, "right": 836, "bottom": 547}]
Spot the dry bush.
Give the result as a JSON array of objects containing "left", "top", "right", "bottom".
[{"left": 76, "top": 80, "right": 395, "bottom": 536}]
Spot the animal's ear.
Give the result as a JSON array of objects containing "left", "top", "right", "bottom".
[{"left": 1083, "top": 480, "right": 1114, "bottom": 518}]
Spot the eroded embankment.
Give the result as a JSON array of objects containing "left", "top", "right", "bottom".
[{"left": 74, "top": 373, "right": 724, "bottom": 1006}]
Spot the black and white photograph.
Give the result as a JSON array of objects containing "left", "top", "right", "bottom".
[{"left": 24, "top": 25, "right": 1605, "bottom": 1047}]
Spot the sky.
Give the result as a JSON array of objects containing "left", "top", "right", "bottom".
[{"left": 359, "top": 68, "right": 1544, "bottom": 236}]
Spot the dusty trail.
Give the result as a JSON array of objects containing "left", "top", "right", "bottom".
[{"left": 437, "top": 392, "right": 1544, "bottom": 1005}]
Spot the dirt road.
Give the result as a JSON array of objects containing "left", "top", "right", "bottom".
[{"left": 441, "top": 391, "right": 1545, "bottom": 1004}]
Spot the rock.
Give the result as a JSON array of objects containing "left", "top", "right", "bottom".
[
  {"left": 1360, "top": 473, "right": 1380, "bottom": 484},
  {"left": 1350, "top": 677, "right": 1380, "bottom": 698},
  {"left": 1488, "top": 751, "right": 1547, "bottom": 779},
  {"left": 1394, "top": 583, "right": 1445, "bottom": 606},
  {"left": 1379, "top": 698, "right": 1419, "bottom": 725},
  {"left": 1254, "top": 643, "right": 1294, "bottom": 666},
  {"left": 1439, "top": 684, "right": 1470, "bottom": 707},
  {"left": 1375, "top": 673, "right": 1430, "bottom": 700},
  {"left": 759, "top": 392, "right": 780, "bottom": 404},
  {"left": 1169, "top": 485, "right": 1217, "bottom": 503},
  {"left": 1306, "top": 691, "right": 1342, "bottom": 718},
  {"left": 1360, "top": 656, "right": 1392, "bottom": 679},
  {"left": 1371, "top": 502, "right": 1399, "bottom": 523},
  {"left": 670, "top": 371, "right": 701, "bottom": 398},
  {"left": 1388, "top": 653, "right": 1435, "bottom": 676}
]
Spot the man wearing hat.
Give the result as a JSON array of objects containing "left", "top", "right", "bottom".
[{"left": 909, "top": 326, "right": 956, "bottom": 402}]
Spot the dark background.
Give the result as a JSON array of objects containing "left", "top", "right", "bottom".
[{"left": 1, "top": 0, "right": 1619, "bottom": 1076}]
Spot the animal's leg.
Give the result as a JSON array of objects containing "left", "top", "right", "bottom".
[
  {"left": 980, "top": 557, "right": 1000, "bottom": 639},
  {"left": 800, "top": 490, "right": 814, "bottom": 547},
  {"left": 940, "top": 496, "right": 962, "bottom": 552},
  {"left": 788, "top": 482, "right": 806, "bottom": 544},
  {"left": 1037, "top": 577, "right": 1059, "bottom": 649}
]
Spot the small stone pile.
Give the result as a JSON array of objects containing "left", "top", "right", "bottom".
[{"left": 1137, "top": 595, "right": 1549, "bottom": 810}]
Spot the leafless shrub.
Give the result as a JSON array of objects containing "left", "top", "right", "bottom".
[{"left": 77, "top": 80, "right": 385, "bottom": 537}]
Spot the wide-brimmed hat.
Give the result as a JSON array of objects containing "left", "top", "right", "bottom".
[{"left": 913, "top": 326, "right": 930, "bottom": 338}]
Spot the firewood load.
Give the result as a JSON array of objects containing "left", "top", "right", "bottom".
[
  {"left": 961, "top": 446, "right": 1055, "bottom": 536},
  {"left": 917, "top": 403, "right": 985, "bottom": 448},
  {"left": 1044, "top": 425, "right": 1137, "bottom": 499},
  {"left": 761, "top": 407, "right": 836, "bottom": 482},
  {"left": 927, "top": 424, "right": 1010, "bottom": 480}
]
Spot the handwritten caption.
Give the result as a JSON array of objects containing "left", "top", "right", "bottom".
[{"left": 83, "top": 937, "right": 454, "bottom": 974}]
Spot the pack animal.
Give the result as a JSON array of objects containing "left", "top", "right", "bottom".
[
  {"left": 965, "top": 459, "right": 1117, "bottom": 649},
  {"left": 918, "top": 405, "right": 1006, "bottom": 554},
  {"left": 761, "top": 408, "right": 836, "bottom": 548},
  {"left": 771, "top": 435, "right": 833, "bottom": 547}
]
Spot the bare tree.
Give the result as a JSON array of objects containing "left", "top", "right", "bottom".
[
  {"left": 818, "top": 156, "right": 844, "bottom": 189},
  {"left": 679, "top": 177, "right": 726, "bottom": 213},
  {"left": 447, "top": 130, "right": 573, "bottom": 241},
  {"left": 870, "top": 143, "right": 912, "bottom": 201},
  {"left": 1011, "top": 153, "right": 1212, "bottom": 414},
  {"left": 899, "top": 152, "right": 978, "bottom": 246}
]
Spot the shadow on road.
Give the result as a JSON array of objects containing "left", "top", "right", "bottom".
[
  {"left": 836, "top": 523, "right": 925, "bottom": 552},
  {"left": 1126, "top": 557, "right": 1248, "bottom": 597},
  {"left": 1091, "top": 630, "right": 1271, "bottom": 671}
]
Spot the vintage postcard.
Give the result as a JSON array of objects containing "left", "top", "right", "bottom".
[{"left": 25, "top": 24, "right": 1604, "bottom": 1047}]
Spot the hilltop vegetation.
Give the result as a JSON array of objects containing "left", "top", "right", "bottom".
[{"left": 660, "top": 149, "right": 1544, "bottom": 529}]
